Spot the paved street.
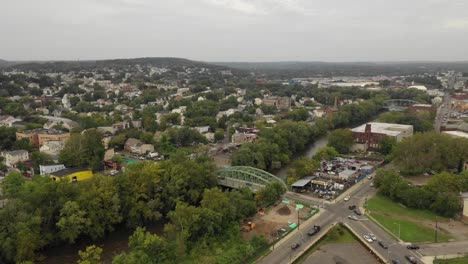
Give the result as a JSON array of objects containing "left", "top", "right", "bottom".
[{"left": 258, "top": 176, "right": 424, "bottom": 264}]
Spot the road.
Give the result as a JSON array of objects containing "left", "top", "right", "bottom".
[
  {"left": 258, "top": 177, "right": 423, "bottom": 264},
  {"left": 434, "top": 93, "right": 451, "bottom": 133}
]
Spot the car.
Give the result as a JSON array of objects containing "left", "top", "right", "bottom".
[
  {"left": 348, "top": 215, "right": 359, "bottom": 221},
  {"left": 370, "top": 183, "right": 374, "bottom": 187},
  {"left": 407, "top": 245, "right": 420, "bottom": 250},
  {"left": 367, "top": 175, "right": 373, "bottom": 179},
  {"left": 291, "top": 243, "right": 300, "bottom": 250},
  {"left": 405, "top": 255, "right": 417, "bottom": 264},
  {"left": 344, "top": 195, "right": 350, "bottom": 201},
  {"left": 391, "top": 259, "right": 401, "bottom": 264},
  {"left": 354, "top": 209, "right": 362, "bottom": 216},
  {"left": 363, "top": 235, "right": 373, "bottom": 243},
  {"left": 307, "top": 225, "right": 321, "bottom": 236},
  {"left": 110, "top": 170, "right": 118, "bottom": 176},
  {"left": 368, "top": 233, "right": 377, "bottom": 241},
  {"left": 378, "top": 241, "right": 388, "bottom": 249},
  {"left": 348, "top": 205, "right": 356, "bottom": 210}
]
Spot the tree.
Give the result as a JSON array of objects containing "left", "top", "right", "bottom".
[
  {"left": 12, "top": 139, "right": 33, "bottom": 152},
  {"left": 312, "top": 146, "right": 339, "bottom": 161},
  {"left": 256, "top": 182, "right": 286, "bottom": 207},
  {"left": 77, "top": 245, "right": 103, "bottom": 264},
  {"left": 0, "top": 126, "right": 17, "bottom": 150},
  {"left": 113, "top": 227, "right": 174, "bottom": 264},
  {"left": 57, "top": 201, "right": 89, "bottom": 243},
  {"left": 285, "top": 108, "right": 309, "bottom": 121},
  {"left": 59, "top": 129, "right": 105, "bottom": 170},
  {"left": 1, "top": 171, "right": 25, "bottom": 198},
  {"left": 327, "top": 129, "right": 354, "bottom": 154},
  {"left": 378, "top": 137, "right": 397, "bottom": 156}
]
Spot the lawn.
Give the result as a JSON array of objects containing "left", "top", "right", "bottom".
[
  {"left": 434, "top": 256, "right": 468, "bottom": 264},
  {"left": 366, "top": 195, "right": 451, "bottom": 243}
]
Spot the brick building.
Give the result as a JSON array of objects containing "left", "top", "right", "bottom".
[
  {"left": 351, "top": 122, "right": 413, "bottom": 151},
  {"left": 16, "top": 129, "right": 70, "bottom": 148}
]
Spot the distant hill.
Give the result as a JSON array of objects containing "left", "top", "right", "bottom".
[
  {"left": 0, "top": 59, "right": 11, "bottom": 68},
  {"left": 6, "top": 57, "right": 229, "bottom": 72},
  {"left": 213, "top": 61, "right": 468, "bottom": 77}
]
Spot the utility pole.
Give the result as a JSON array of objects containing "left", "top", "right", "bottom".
[
  {"left": 435, "top": 219, "right": 438, "bottom": 243},
  {"left": 297, "top": 210, "right": 300, "bottom": 230}
]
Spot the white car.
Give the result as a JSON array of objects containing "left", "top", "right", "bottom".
[
  {"left": 110, "top": 170, "right": 118, "bottom": 176},
  {"left": 368, "top": 233, "right": 377, "bottom": 241},
  {"left": 348, "top": 215, "right": 359, "bottom": 221},
  {"left": 363, "top": 235, "right": 373, "bottom": 243},
  {"left": 344, "top": 196, "right": 350, "bottom": 201}
]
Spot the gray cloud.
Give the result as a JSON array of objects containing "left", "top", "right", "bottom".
[{"left": 1, "top": 0, "right": 467, "bottom": 61}]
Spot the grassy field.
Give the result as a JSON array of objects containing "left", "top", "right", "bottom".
[
  {"left": 295, "top": 224, "right": 357, "bottom": 263},
  {"left": 366, "top": 195, "right": 451, "bottom": 243},
  {"left": 434, "top": 256, "right": 468, "bottom": 264}
]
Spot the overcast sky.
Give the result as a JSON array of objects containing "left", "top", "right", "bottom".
[{"left": 2, "top": 0, "right": 468, "bottom": 62}]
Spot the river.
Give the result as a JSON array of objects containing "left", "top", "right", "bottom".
[
  {"left": 39, "top": 222, "right": 164, "bottom": 264},
  {"left": 275, "top": 135, "right": 329, "bottom": 179}
]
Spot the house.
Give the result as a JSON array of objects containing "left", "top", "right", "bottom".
[
  {"left": 113, "top": 121, "right": 130, "bottom": 131},
  {"left": 0, "top": 115, "right": 21, "bottom": 127},
  {"left": 131, "top": 120, "right": 142, "bottom": 129},
  {"left": 2, "top": 150, "right": 29, "bottom": 167},
  {"left": 132, "top": 144, "right": 154, "bottom": 155},
  {"left": 194, "top": 126, "right": 210, "bottom": 134},
  {"left": 39, "top": 140, "right": 65, "bottom": 162},
  {"left": 124, "top": 138, "right": 142, "bottom": 151},
  {"left": 408, "top": 104, "right": 436, "bottom": 114},
  {"left": 263, "top": 96, "right": 291, "bottom": 109},
  {"left": 49, "top": 168, "right": 93, "bottom": 183},
  {"left": 231, "top": 132, "right": 258, "bottom": 144},
  {"left": 39, "top": 164, "right": 66, "bottom": 176}
]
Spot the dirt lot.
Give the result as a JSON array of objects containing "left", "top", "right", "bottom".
[
  {"left": 242, "top": 201, "right": 314, "bottom": 242},
  {"left": 303, "top": 243, "right": 379, "bottom": 264}
]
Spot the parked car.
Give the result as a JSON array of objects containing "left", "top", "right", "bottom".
[
  {"left": 378, "top": 241, "right": 388, "bottom": 249},
  {"left": 307, "top": 225, "right": 321, "bottom": 236},
  {"left": 363, "top": 235, "right": 373, "bottom": 243},
  {"left": 405, "top": 255, "right": 417, "bottom": 264},
  {"left": 407, "top": 245, "right": 420, "bottom": 250},
  {"left": 291, "top": 243, "right": 300, "bottom": 250},
  {"left": 348, "top": 215, "right": 359, "bottom": 221},
  {"left": 391, "top": 259, "right": 400, "bottom": 264},
  {"left": 344, "top": 195, "right": 350, "bottom": 201},
  {"left": 110, "top": 170, "right": 118, "bottom": 176},
  {"left": 370, "top": 183, "right": 374, "bottom": 187},
  {"left": 368, "top": 233, "right": 377, "bottom": 241},
  {"left": 354, "top": 209, "right": 362, "bottom": 216},
  {"left": 348, "top": 205, "right": 356, "bottom": 210}
]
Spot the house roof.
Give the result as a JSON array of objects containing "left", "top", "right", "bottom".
[
  {"left": 50, "top": 168, "right": 89, "bottom": 177},
  {"left": 5, "top": 150, "right": 28, "bottom": 156}
]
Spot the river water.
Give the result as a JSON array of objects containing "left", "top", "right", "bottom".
[
  {"left": 275, "top": 135, "right": 329, "bottom": 179},
  {"left": 39, "top": 222, "right": 164, "bottom": 264}
]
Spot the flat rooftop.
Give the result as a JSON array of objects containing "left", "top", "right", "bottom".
[
  {"left": 20, "top": 128, "right": 68, "bottom": 135},
  {"left": 442, "top": 130, "right": 468, "bottom": 139},
  {"left": 352, "top": 122, "right": 413, "bottom": 137}
]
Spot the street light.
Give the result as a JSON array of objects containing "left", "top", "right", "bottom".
[{"left": 394, "top": 222, "right": 401, "bottom": 240}]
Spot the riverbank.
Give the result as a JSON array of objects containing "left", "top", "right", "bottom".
[{"left": 39, "top": 222, "right": 165, "bottom": 264}]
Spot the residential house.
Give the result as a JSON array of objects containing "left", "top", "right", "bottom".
[{"left": 2, "top": 150, "right": 29, "bottom": 167}]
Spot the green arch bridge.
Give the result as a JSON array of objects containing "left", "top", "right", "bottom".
[{"left": 216, "top": 166, "right": 288, "bottom": 192}]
